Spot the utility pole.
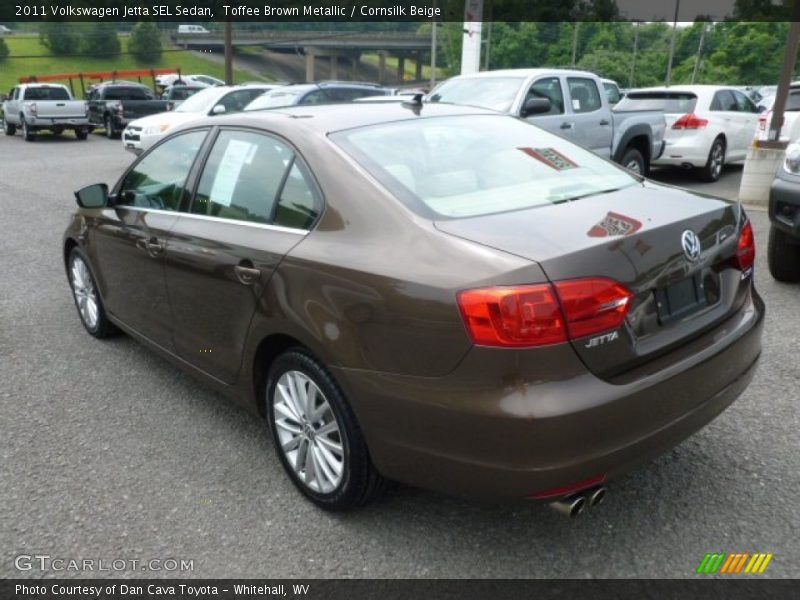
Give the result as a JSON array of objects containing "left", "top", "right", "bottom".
[
  {"left": 691, "top": 23, "right": 710, "bottom": 85},
  {"left": 629, "top": 21, "right": 640, "bottom": 88},
  {"left": 224, "top": 21, "right": 233, "bottom": 85},
  {"left": 665, "top": 0, "right": 680, "bottom": 86},
  {"left": 769, "top": 4, "right": 800, "bottom": 142},
  {"left": 571, "top": 22, "right": 580, "bottom": 67},
  {"left": 430, "top": 0, "right": 437, "bottom": 88},
  {"left": 483, "top": 21, "right": 492, "bottom": 70}
]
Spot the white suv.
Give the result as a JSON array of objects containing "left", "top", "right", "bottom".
[{"left": 617, "top": 85, "right": 760, "bottom": 181}]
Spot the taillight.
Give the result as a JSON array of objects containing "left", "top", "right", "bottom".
[
  {"left": 457, "top": 284, "right": 566, "bottom": 347},
  {"left": 736, "top": 219, "right": 755, "bottom": 271},
  {"left": 28, "top": 102, "right": 37, "bottom": 116},
  {"left": 553, "top": 278, "right": 633, "bottom": 340},
  {"left": 457, "top": 277, "right": 632, "bottom": 348},
  {"left": 672, "top": 113, "right": 708, "bottom": 129}
]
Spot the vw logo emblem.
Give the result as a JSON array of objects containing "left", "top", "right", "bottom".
[{"left": 681, "top": 230, "right": 701, "bottom": 262}]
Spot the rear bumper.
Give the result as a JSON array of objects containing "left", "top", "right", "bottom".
[
  {"left": 652, "top": 136, "right": 710, "bottom": 168},
  {"left": 28, "top": 117, "right": 89, "bottom": 129},
  {"left": 333, "top": 290, "right": 764, "bottom": 501}
]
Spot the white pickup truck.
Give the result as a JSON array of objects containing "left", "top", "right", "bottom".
[
  {"left": 2, "top": 83, "right": 90, "bottom": 141},
  {"left": 428, "top": 69, "right": 666, "bottom": 175}
]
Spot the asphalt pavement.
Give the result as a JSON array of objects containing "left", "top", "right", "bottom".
[{"left": 1, "top": 133, "right": 798, "bottom": 579}]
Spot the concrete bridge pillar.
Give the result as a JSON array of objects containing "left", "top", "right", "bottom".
[
  {"left": 351, "top": 54, "right": 361, "bottom": 80},
  {"left": 330, "top": 55, "right": 338, "bottom": 80},
  {"left": 398, "top": 56, "right": 406, "bottom": 82},
  {"left": 415, "top": 58, "right": 423, "bottom": 82},
  {"left": 305, "top": 49, "right": 316, "bottom": 82},
  {"left": 378, "top": 52, "right": 387, "bottom": 85}
]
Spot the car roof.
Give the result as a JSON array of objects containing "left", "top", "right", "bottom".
[
  {"left": 449, "top": 68, "right": 599, "bottom": 79},
  {"left": 194, "top": 102, "right": 501, "bottom": 135}
]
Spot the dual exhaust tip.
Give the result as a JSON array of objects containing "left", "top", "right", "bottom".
[{"left": 549, "top": 486, "right": 606, "bottom": 518}]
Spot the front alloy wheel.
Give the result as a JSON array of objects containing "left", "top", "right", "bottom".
[
  {"left": 67, "top": 248, "right": 116, "bottom": 338},
  {"left": 266, "top": 350, "right": 386, "bottom": 510}
]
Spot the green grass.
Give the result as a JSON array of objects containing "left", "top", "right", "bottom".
[{"left": 0, "top": 36, "right": 267, "bottom": 97}]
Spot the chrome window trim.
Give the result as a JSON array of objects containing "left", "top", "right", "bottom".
[{"left": 114, "top": 205, "right": 309, "bottom": 236}]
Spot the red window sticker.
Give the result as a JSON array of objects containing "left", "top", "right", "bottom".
[
  {"left": 587, "top": 211, "right": 643, "bottom": 237},
  {"left": 518, "top": 147, "right": 579, "bottom": 171}
]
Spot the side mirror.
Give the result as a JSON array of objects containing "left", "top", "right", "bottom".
[
  {"left": 521, "top": 97, "right": 551, "bottom": 117},
  {"left": 74, "top": 183, "right": 109, "bottom": 208},
  {"left": 0, "top": 94, "right": 7, "bottom": 102},
  {"left": 211, "top": 104, "right": 226, "bottom": 115}
]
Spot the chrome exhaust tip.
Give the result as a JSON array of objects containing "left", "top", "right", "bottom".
[
  {"left": 549, "top": 494, "right": 586, "bottom": 518},
  {"left": 587, "top": 486, "right": 606, "bottom": 508}
]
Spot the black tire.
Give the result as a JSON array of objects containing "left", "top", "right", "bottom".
[
  {"left": 699, "top": 137, "right": 725, "bottom": 182},
  {"left": 2, "top": 114, "right": 15, "bottom": 136},
  {"left": 620, "top": 147, "right": 646, "bottom": 176},
  {"left": 75, "top": 128, "right": 88, "bottom": 140},
  {"left": 104, "top": 115, "right": 116, "bottom": 139},
  {"left": 22, "top": 118, "right": 34, "bottom": 142},
  {"left": 266, "top": 349, "right": 386, "bottom": 511},
  {"left": 52, "top": 127, "right": 63, "bottom": 136},
  {"left": 67, "top": 247, "right": 118, "bottom": 338},
  {"left": 767, "top": 225, "right": 800, "bottom": 282}
]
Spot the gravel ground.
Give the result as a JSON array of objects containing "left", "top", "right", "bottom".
[{"left": 1, "top": 132, "right": 798, "bottom": 579}]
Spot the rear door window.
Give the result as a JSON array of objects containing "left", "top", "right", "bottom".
[
  {"left": 567, "top": 78, "right": 602, "bottom": 113},
  {"left": 711, "top": 90, "right": 737, "bottom": 112},
  {"left": 191, "top": 130, "right": 320, "bottom": 229},
  {"left": 732, "top": 90, "right": 758, "bottom": 113}
]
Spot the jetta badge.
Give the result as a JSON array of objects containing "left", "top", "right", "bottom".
[{"left": 681, "top": 230, "right": 701, "bottom": 262}]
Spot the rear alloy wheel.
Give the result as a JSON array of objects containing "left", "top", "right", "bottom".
[
  {"left": 67, "top": 248, "right": 117, "bottom": 338},
  {"left": 266, "top": 350, "right": 386, "bottom": 510},
  {"left": 2, "top": 114, "right": 15, "bottom": 136},
  {"left": 22, "top": 119, "right": 34, "bottom": 142},
  {"left": 620, "top": 147, "right": 645, "bottom": 175},
  {"left": 699, "top": 138, "right": 725, "bottom": 182},
  {"left": 105, "top": 115, "right": 116, "bottom": 139},
  {"left": 767, "top": 225, "right": 800, "bottom": 282}
]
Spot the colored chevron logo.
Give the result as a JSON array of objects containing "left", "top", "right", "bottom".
[{"left": 696, "top": 552, "right": 773, "bottom": 574}]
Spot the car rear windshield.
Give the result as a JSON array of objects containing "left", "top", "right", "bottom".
[
  {"left": 616, "top": 91, "right": 697, "bottom": 113},
  {"left": 104, "top": 87, "right": 152, "bottom": 100},
  {"left": 331, "top": 115, "right": 637, "bottom": 219},
  {"left": 24, "top": 87, "right": 70, "bottom": 101},
  {"left": 428, "top": 77, "right": 525, "bottom": 112}
]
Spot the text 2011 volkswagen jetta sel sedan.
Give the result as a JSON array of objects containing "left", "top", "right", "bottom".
[{"left": 63, "top": 102, "right": 763, "bottom": 513}]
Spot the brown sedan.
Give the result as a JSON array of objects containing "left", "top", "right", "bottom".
[{"left": 63, "top": 103, "right": 764, "bottom": 513}]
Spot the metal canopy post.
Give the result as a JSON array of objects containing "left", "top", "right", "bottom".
[{"left": 768, "top": 2, "right": 800, "bottom": 143}]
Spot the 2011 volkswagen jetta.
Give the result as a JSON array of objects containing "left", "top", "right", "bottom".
[{"left": 63, "top": 102, "right": 764, "bottom": 512}]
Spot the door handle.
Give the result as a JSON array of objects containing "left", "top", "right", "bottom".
[
  {"left": 234, "top": 264, "right": 261, "bottom": 286},
  {"left": 599, "top": 119, "right": 610, "bottom": 126},
  {"left": 136, "top": 236, "right": 165, "bottom": 258},
  {"left": 560, "top": 122, "right": 573, "bottom": 130}
]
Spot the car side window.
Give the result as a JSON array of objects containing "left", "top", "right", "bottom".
[
  {"left": 300, "top": 90, "right": 332, "bottom": 105},
  {"left": 711, "top": 90, "right": 737, "bottom": 111},
  {"left": 567, "top": 78, "right": 602, "bottom": 113},
  {"left": 274, "top": 161, "right": 320, "bottom": 229},
  {"left": 733, "top": 90, "right": 758, "bottom": 113},
  {"left": 525, "top": 77, "right": 565, "bottom": 115},
  {"left": 192, "top": 130, "right": 320, "bottom": 229},
  {"left": 217, "top": 90, "right": 256, "bottom": 114},
  {"left": 118, "top": 130, "right": 207, "bottom": 211}
]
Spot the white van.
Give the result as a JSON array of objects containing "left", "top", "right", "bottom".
[{"left": 177, "top": 25, "right": 209, "bottom": 34}]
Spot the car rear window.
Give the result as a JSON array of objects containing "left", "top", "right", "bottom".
[
  {"left": 104, "top": 87, "right": 152, "bottom": 100},
  {"left": 616, "top": 92, "right": 697, "bottom": 114},
  {"left": 24, "top": 87, "right": 70, "bottom": 101},
  {"left": 331, "top": 115, "right": 637, "bottom": 219}
]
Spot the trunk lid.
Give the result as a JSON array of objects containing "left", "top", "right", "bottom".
[
  {"left": 120, "top": 100, "right": 171, "bottom": 120},
  {"left": 435, "top": 181, "right": 749, "bottom": 379},
  {"left": 29, "top": 100, "right": 86, "bottom": 119}
]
